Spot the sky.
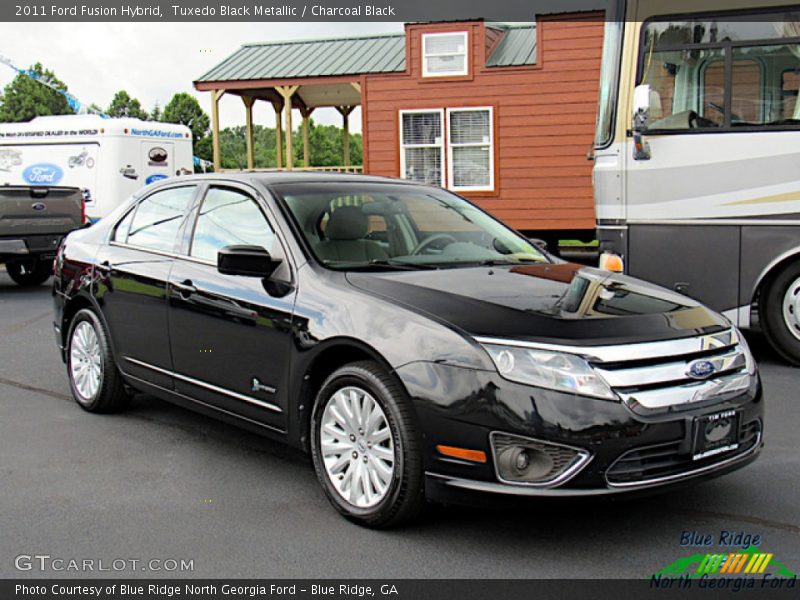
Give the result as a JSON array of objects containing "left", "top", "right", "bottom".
[{"left": 0, "top": 22, "right": 405, "bottom": 133}]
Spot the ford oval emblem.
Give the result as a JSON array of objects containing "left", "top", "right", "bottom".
[
  {"left": 22, "top": 163, "right": 64, "bottom": 185},
  {"left": 145, "top": 174, "right": 168, "bottom": 185},
  {"left": 687, "top": 359, "right": 716, "bottom": 380},
  {"left": 31, "top": 202, "right": 47, "bottom": 212}
]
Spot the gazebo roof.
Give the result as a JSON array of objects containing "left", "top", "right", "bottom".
[{"left": 195, "top": 23, "right": 537, "bottom": 87}]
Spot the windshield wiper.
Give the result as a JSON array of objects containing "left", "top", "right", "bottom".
[{"left": 326, "top": 259, "right": 439, "bottom": 271}]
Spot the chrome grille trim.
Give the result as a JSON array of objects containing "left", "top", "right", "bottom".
[
  {"left": 474, "top": 328, "right": 738, "bottom": 365},
  {"left": 617, "top": 372, "right": 751, "bottom": 409},
  {"left": 596, "top": 346, "right": 747, "bottom": 389}
]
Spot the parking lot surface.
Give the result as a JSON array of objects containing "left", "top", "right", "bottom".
[{"left": 1, "top": 272, "right": 798, "bottom": 578}]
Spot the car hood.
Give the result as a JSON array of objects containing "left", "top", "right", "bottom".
[{"left": 346, "top": 263, "right": 729, "bottom": 346}]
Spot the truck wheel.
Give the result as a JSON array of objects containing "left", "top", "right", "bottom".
[
  {"left": 310, "top": 361, "right": 425, "bottom": 528},
  {"left": 66, "top": 308, "right": 130, "bottom": 413},
  {"left": 761, "top": 261, "right": 800, "bottom": 366},
  {"left": 6, "top": 258, "right": 52, "bottom": 287}
]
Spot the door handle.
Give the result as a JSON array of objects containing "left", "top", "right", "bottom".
[{"left": 172, "top": 279, "right": 197, "bottom": 297}]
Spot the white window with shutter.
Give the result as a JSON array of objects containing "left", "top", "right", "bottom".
[
  {"left": 447, "top": 107, "right": 494, "bottom": 192},
  {"left": 422, "top": 32, "right": 469, "bottom": 77},
  {"left": 399, "top": 109, "right": 445, "bottom": 187}
]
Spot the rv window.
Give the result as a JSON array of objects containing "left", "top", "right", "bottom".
[{"left": 640, "top": 11, "right": 800, "bottom": 131}]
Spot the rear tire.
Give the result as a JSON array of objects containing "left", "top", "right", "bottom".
[
  {"left": 310, "top": 361, "right": 425, "bottom": 528},
  {"left": 761, "top": 261, "right": 800, "bottom": 366},
  {"left": 66, "top": 308, "right": 130, "bottom": 413},
  {"left": 6, "top": 258, "right": 52, "bottom": 287}
]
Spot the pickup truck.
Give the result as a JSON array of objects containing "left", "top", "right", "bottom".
[{"left": 1, "top": 185, "right": 84, "bottom": 286}]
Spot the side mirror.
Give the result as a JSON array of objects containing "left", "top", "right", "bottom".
[
  {"left": 632, "top": 84, "right": 651, "bottom": 132},
  {"left": 529, "top": 238, "right": 548, "bottom": 251},
  {"left": 217, "top": 245, "right": 281, "bottom": 278},
  {"left": 631, "top": 84, "right": 652, "bottom": 160}
]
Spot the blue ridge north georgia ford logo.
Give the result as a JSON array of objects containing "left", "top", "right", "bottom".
[{"left": 687, "top": 359, "right": 716, "bottom": 380}]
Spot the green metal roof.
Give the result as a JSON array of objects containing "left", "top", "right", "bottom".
[
  {"left": 196, "top": 25, "right": 537, "bottom": 84},
  {"left": 486, "top": 24, "right": 537, "bottom": 67},
  {"left": 196, "top": 33, "right": 406, "bottom": 82}
]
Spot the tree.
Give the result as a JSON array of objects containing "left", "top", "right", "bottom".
[
  {"left": 149, "top": 102, "right": 162, "bottom": 122},
  {"left": 107, "top": 90, "right": 148, "bottom": 119},
  {"left": 162, "top": 92, "right": 209, "bottom": 141},
  {"left": 0, "top": 63, "right": 73, "bottom": 122},
  {"left": 291, "top": 120, "right": 363, "bottom": 167}
]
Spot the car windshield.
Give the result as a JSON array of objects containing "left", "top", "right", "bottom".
[{"left": 271, "top": 182, "right": 548, "bottom": 270}]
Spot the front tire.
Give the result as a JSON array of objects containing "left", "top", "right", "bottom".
[
  {"left": 66, "top": 308, "right": 130, "bottom": 412},
  {"left": 762, "top": 261, "right": 800, "bottom": 365},
  {"left": 310, "top": 361, "right": 425, "bottom": 528},
  {"left": 6, "top": 258, "right": 52, "bottom": 287}
]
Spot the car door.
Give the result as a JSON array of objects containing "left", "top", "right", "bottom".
[
  {"left": 167, "top": 183, "right": 296, "bottom": 432},
  {"left": 94, "top": 184, "right": 198, "bottom": 389}
]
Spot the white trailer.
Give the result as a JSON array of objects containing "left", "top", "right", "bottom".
[{"left": 0, "top": 115, "right": 193, "bottom": 222}]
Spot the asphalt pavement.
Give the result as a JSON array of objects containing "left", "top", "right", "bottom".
[{"left": 1, "top": 271, "right": 798, "bottom": 579}]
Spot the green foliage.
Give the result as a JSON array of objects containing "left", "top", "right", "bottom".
[
  {"left": 0, "top": 63, "right": 74, "bottom": 122},
  {"left": 162, "top": 92, "right": 211, "bottom": 159},
  {"left": 214, "top": 119, "right": 362, "bottom": 169},
  {"left": 162, "top": 92, "right": 210, "bottom": 140},
  {"left": 107, "top": 90, "right": 148, "bottom": 119},
  {"left": 149, "top": 102, "right": 162, "bottom": 122},
  {"left": 292, "top": 120, "right": 363, "bottom": 167}
]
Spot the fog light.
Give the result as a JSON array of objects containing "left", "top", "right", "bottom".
[
  {"left": 491, "top": 432, "right": 591, "bottom": 486},
  {"left": 515, "top": 449, "right": 530, "bottom": 471}
]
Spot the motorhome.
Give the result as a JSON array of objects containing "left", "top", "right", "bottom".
[
  {"left": 0, "top": 115, "right": 193, "bottom": 221},
  {"left": 593, "top": 0, "right": 800, "bottom": 363}
]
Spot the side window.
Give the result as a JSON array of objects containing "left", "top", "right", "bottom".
[
  {"left": 127, "top": 186, "right": 196, "bottom": 252},
  {"left": 190, "top": 187, "right": 276, "bottom": 263},
  {"left": 112, "top": 207, "right": 135, "bottom": 242}
]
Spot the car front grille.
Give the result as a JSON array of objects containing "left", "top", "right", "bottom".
[
  {"left": 605, "top": 419, "right": 762, "bottom": 486},
  {"left": 590, "top": 328, "right": 753, "bottom": 411}
]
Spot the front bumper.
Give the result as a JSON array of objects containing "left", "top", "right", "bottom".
[{"left": 394, "top": 361, "right": 763, "bottom": 501}]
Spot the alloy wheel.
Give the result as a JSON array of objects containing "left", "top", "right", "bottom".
[
  {"left": 70, "top": 321, "right": 103, "bottom": 402},
  {"left": 319, "top": 386, "right": 396, "bottom": 508}
]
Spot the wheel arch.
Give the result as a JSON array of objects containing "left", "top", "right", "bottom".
[
  {"left": 292, "top": 337, "right": 412, "bottom": 453},
  {"left": 61, "top": 292, "right": 115, "bottom": 358},
  {"left": 752, "top": 247, "right": 800, "bottom": 310}
]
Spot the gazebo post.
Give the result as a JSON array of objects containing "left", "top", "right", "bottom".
[
  {"left": 210, "top": 89, "right": 226, "bottom": 171},
  {"left": 300, "top": 106, "right": 314, "bottom": 168},
  {"left": 276, "top": 86, "right": 299, "bottom": 171},
  {"left": 271, "top": 98, "right": 283, "bottom": 169},
  {"left": 336, "top": 105, "right": 355, "bottom": 169},
  {"left": 242, "top": 95, "right": 255, "bottom": 170}
]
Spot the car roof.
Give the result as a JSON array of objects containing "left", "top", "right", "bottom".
[{"left": 173, "top": 171, "right": 419, "bottom": 187}]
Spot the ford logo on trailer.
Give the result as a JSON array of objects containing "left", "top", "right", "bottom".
[
  {"left": 31, "top": 202, "right": 47, "bottom": 212},
  {"left": 22, "top": 163, "right": 63, "bottom": 185},
  {"left": 687, "top": 359, "right": 716, "bottom": 380},
  {"left": 145, "top": 174, "right": 168, "bottom": 185}
]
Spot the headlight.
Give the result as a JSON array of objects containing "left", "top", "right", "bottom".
[{"left": 481, "top": 343, "right": 618, "bottom": 400}]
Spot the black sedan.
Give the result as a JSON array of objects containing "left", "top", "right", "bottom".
[{"left": 53, "top": 173, "right": 763, "bottom": 527}]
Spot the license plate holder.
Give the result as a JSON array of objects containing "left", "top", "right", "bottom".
[{"left": 692, "top": 410, "right": 740, "bottom": 461}]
